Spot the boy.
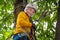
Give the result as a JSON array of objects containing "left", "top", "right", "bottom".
[{"left": 13, "top": 3, "right": 38, "bottom": 40}]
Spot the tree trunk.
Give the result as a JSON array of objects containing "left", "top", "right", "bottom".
[
  {"left": 55, "top": 0, "right": 60, "bottom": 40},
  {"left": 14, "top": 0, "right": 27, "bottom": 27}
]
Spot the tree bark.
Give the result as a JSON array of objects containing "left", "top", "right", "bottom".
[
  {"left": 14, "top": 0, "right": 27, "bottom": 27},
  {"left": 55, "top": 0, "right": 60, "bottom": 40}
]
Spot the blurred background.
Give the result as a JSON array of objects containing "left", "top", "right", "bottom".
[{"left": 0, "top": 0, "right": 59, "bottom": 40}]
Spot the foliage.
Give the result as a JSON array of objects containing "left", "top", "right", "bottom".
[
  {"left": 0, "top": 0, "right": 14, "bottom": 40},
  {"left": 0, "top": 0, "right": 59, "bottom": 40}
]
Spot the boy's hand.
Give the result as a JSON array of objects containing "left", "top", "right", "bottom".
[{"left": 33, "top": 21, "right": 38, "bottom": 25}]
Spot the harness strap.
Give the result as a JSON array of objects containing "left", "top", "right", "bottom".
[
  {"left": 17, "top": 32, "right": 28, "bottom": 37},
  {"left": 20, "top": 27, "right": 30, "bottom": 38}
]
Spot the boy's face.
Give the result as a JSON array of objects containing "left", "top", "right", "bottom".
[{"left": 26, "top": 7, "right": 36, "bottom": 17}]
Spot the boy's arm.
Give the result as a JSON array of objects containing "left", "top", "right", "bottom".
[
  {"left": 19, "top": 18, "right": 32, "bottom": 27},
  {"left": 16, "top": 12, "right": 32, "bottom": 28}
]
